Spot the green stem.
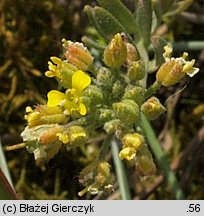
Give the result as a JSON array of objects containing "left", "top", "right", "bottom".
[
  {"left": 111, "top": 137, "right": 131, "bottom": 200},
  {"left": 135, "top": 40, "right": 149, "bottom": 88},
  {"left": 88, "top": 64, "right": 98, "bottom": 76},
  {"left": 145, "top": 80, "right": 161, "bottom": 99},
  {"left": 140, "top": 113, "right": 185, "bottom": 199},
  {"left": 99, "top": 133, "right": 113, "bottom": 161},
  {"left": 81, "top": 36, "right": 106, "bottom": 51}
]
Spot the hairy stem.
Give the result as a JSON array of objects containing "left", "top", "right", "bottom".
[{"left": 145, "top": 80, "right": 161, "bottom": 99}]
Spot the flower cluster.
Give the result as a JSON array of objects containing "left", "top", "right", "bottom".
[
  {"left": 21, "top": 40, "right": 92, "bottom": 162},
  {"left": 19, "top": 34, "right": 199, "bottom": 197}
]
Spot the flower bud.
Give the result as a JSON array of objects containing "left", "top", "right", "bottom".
[
  {"left": 63, "top": 39, "right": 93, "bottom": 71},
  {"left": 111, "top": 80, "right": 126, "bottom": 102},
  {"left": 119, "top": 133, "right": 144, "bottom": 161},
  {"left": 25, "top": 105, "right": 67, "bottom": 128},
  {"left": 103, "top": 33, "right": 127, "bottom": 68},
  {"left": 156, "top": 60, "right": 184, "bottom": 86},
  {"left": 97, "top": 67, "right": 113, "bottom": 87},
  {"left": 98, "top": 109, "right": 115, "bottom": 125},
  {"left": 127, "top": 60, "right": 146, "bottom": 81},
  {"left": 113, "top": 99, "right": 139, "bottom": 125},
  {"left": 119, "top": 147, "right": 136, "bottom": 161},
  {"left": 125, "top": 43, "right": 139, "bottom": 65},
  {"left": 122, "top": 133, "right": 144, "bottom": 149},
  {"left": 83, "top": 85, "right": 104, "bottom": 108},
  {"left": 136, "top": 145, "right": 156, "bottom": 176},
  {"left": 57, "top": 125, "right": 88, "bottom": 146},
  {"left": 103, "top": 119, "right": 122, "bottom": 134},
  {"left": 96, "top": 67, "right": 114, "bottom": 96},
  {"left": 123, "top": 85, "right": 145, "bottom": 106},
  {"left": 141, "top": 97, "right": 166, "bottom": 120},
  {"left": 39, "top": 127, "right": 62, "bottom": 145}
]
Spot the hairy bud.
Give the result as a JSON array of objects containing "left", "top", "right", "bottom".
[
  {"left": 103, "top": 33, "right": 127, "bottom": 68},
  {"left": 141, "top": 97, "right": 166, "bottom": 120}
]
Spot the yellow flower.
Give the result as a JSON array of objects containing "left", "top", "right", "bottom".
[
  {"left": 156, "top": 45, "right": 199, "bottom": 86},
  {"left": 119, "top": 147, "right": 136, "bottom": 161},
  {"left": 71, "top": 69, "right": 92, "bottom": 95},
  {"left": 47, "top": 70, "right": 91, "bottom": 116},
  {"left": 45, "top": 57, "right": 78, "bottom": 88},
  {"left": 45, "top": 57, "right": 62, "bottom": 78},
  {"left": 163, "top": 44, "right": 173, "bottom": 60},
  {"left": 122, "top": 133, "right": 144, "bottom": 149},
  {"left": 119, "top": 133, "right": 144, "bottom": 161}
]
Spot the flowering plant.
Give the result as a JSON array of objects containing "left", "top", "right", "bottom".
[{"left": 8, "top": 0, "right": 199, "bottom": 199}]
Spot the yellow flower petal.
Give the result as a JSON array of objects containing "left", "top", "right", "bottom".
[
  {"left": 48, "top": 61, "right": 56, "bottom": 71},
  {"left": 186, "top": 67, "right": 199, "bottom": 77},
  {"left": 182, "top": 59, "right": 199, "bottom": 77},
  {"left": 78, "top": 103, "right": 87, "bottom": 115},
  {"left": 119, "top": 147, "right": 136, "bottom": 161},
  {"left": 57, "top": 133, "right": 70, "bottom": 144},
  {"left": 26, "top": 106, "right": 33, "bottom": 113},
  {"left": 70, "top": 130, "right": 86, "bottom": 140},
  {"left": 72, "top": 70, "right": 91, "bottom": 92},
  {"left": 47, "top": 90, "right": 66, "bottom": 107},
  {"left": 163, "top": 45, "right": 173, "bottom": 60},
  {"left": 45, "top": 70, "right": 55, "bottom": 77},
  {"left": 50, "top": 56, "right": 62, "bottom": 65}
]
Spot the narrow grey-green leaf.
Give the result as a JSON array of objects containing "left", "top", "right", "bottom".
[
  {"left": 84, "top": 5, "right": 108, "bottom": 39},
  {"left": 93, "top": 6, "right": 125, "bottom": 39},
  {"left": 135, "top": 0, "right": 152, "bottom": 48},
  {"left": 152, "top": 0, "right": 162, "bottom": 29},
  {"left": 96, "top": 0, "right": 139, "bottom": 34}
]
